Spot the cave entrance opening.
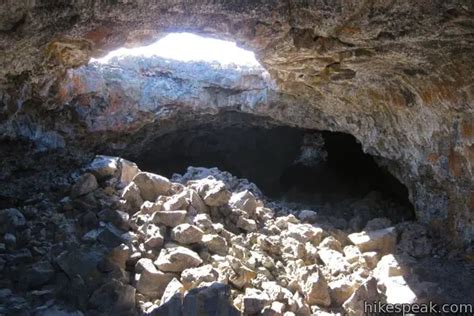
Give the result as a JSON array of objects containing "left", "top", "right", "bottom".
[
  {"left": 90, "top": 32, "right": 262, "bottom": 68},
  {"left": 133, "top": 112, "right": 415, "bottom": 227}
]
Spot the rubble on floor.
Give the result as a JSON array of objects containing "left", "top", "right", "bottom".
[{"left": 0, "top": 155, "right": 472, "bottom": 315}]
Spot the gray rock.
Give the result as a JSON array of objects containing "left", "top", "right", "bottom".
[
  {"left": 202, "top": 234, "right": 228, "bottom": 255},
  {"left": 118, "top": 158, "right": 140, "bottom": 185},
  {"left": 298, "top": 267, "right": 331, "bottom": 307},
  {"left": 193, "top": 178, "right": 231, "bottom": 207},
  {"left": 133, "top": 172, "right": 172, "bottom": 201},
  {"left": 171, "top": 224, "right": 204, "bottom": 244},
  {"left": 88, "top": 279, "right": 136, "bottom": 313},
  {"left": 182, "top": 282, "right": 239, "bottom": 316},
  {"left": 343, "top": 278, "right": 384, "bottom": 316},
  {"left": 181, "top": 264, "right": 219, "bottom": 288},
  {"left": 71, "top": 173, "right": 98, "bottom": 198},
  {"left": 21, "top": 261, "right": 55, "bottom": 289},
  {"left": 121, "top": 182, "right": 144, "bottom": 211},
  {"left": 236, "top": 217, "right": 257, "bottom": 232},
  {"left": 0, "top": 208, "right": 26, "bottom": 234},
  {"left": 348, "top": 227, "right": 397, "bottom": 254},
  {"left": 160, "top": 278, "right": 183, "bottom": 306},
  {"left": 155, "top": 246, "right": 203, "bottom": 272},
  {"left": 152, "top": 210, "right": 186, "bottom": 227},
  {"left": 135, "top": 258, "right": 174, "bottom": 298},
  {"left": 242, "top": 288, "right": 271, "bottom": 315},
  {"left": 229, "top": 190, "right": 258, "bottom": 216},
  {"left": 87, "top": 155, "right": 119, "bottom": 180}
]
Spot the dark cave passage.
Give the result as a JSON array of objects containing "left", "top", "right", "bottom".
[{"left": 135, "top": 112, "right": 415, "bottom": 223}]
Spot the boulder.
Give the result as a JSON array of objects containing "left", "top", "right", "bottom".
[
  {"left": 118, "top": 158, "right": 140, "bottom": 185},
  {"left": 318, "top": 248, "right": 350, "bottom": 275},
  {"left": 189, "top": 189, "right": 209, "bottom": 214},
  {"left": 181, "top": 264, "right": 219, "bottom": 288},
  {"left": 134, "top": 258, "right": 174, "bottom": 298},
  {"left": 87, "top": 155, "right": 118, "bottom": 180},
  {"left": 319, "top": 236, "right": 343, "bottom": 252},
  {"left": 133, "top": 172, "right": 172, "bottom": 201},
  {"left": 71, "top": 173, "right": 98, "bottom": 198},
  {"left": 160, "top": 278, "right": 184, "bottom": 306},
  {"left": 143, "top": 224, "right": 165, "bottom": 249},
  {"left": 140, "top": 201, "right": 162, "bottom": 214},
  {"left": 193, "top": 178, "right": 231, "bottom": 207},
  {"left": 152, "top": 210, "right": 187, "bottom": 227},
  {"left": 163, "top": 190, "right": 189, "bottom": 211},
  {"left": 121, "top": 182, "right": 144, "bottom": 211},
  {"left": 362, "top": 252, "right": 380, "bottom": 269},
  {"left": 0, "top": 208, "right": 26, "bottom": 234},
  {"left": 347, "top": 227, "right": 397, "bottom": 254},
  {"left": 343, "top": 245, "right": 362, "bottom": 264},
  {"left": 299, "top": 268, "right": 331, "bottom": 307},
  {"left": 182, "top": 282, "right": 239, "bottom": 316},
  {"left": 381, "top": 276, "right": 418, "bottom": 304},
  {"left": 284, "top": 223, "right": 323, "bottom": 245},
  {"left": 236, "top": 217, "right": 257, "bottom": 232},
  {"left": 242, "top": 288, "right": 271, "bottom": 315},
  {"left": 21, "top": 261, "right": 55, "bottom": 289},
  {"left": 171, "top": 224, "right": 204, "bottom": 244},
  {"left": 262, "top": 301, "right": 286, "bottom": 316},
  {"left": 329, "top": 278, "right": 355, "bottom": 305},
  {"left": 373, "top": 254, "right": 408, "bottom": 280},
  {"left": 193, "top": 213, "right": 215, "bottom": 233},
  {"left": 343, "top": 278, "right": 384, "bottom": 316},
  {"left": 88, "top": 279, "right": 136, "bottom": 313},
  {"left": 229, "top": 190, "right": 258, "bottom": 216},
  {"left": 155, "top": 246, "right": 203, "bottom": 272},
  {"left": 202, "top": 234, "right": 228, "bottom": 255}
]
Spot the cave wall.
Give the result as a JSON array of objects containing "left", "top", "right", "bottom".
[{"left": 0, "top": 1, "right": 472, "bottom": 244}]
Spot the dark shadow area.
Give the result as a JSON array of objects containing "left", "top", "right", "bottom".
[
  {"left": 135, "top": 112, "right": 415, "bottom": 223},
  {"left": 147, "top": 282, "right": 239, "bottom": 316}
]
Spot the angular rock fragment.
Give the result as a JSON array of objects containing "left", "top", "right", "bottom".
[
  {"left": 202, "top": 234, "right": 228, "bottom": 255},
  {"left": 155, "top": 246, "right": 203, "bottom": 272},
  {"left": 152, "top": 210, "right": 186, "bottom": 227},
  {"left": 171, "top": 224, "right": 204, "bottom": 244},
  {"left": 229, "top": 190, "right": 258, "bottom": 215},
  {"left": 193, "top": 178, "right": 231, "bottom": 207},
  {"left": 118, "top": 158, "right": 140, "bottom": 185},
  {"left": 328, "top": 277, "right": 354, "bottom": 305},
  {"left": 0, "top": 208, "right": 26, "bottom": 234},
  {"left": 134, "top": 258, "right": 174, "bottom": 298},
  {"left": 71, "top": 173, "right": 98, "bottom": 198},
  {"left": 88, "top": 279, "right": 136, "bottom": 313},
  {"left": 236, "top": 217, "right": 257, "bottom": 232},
  {"left": 343, "top": 277, "right": 384, "bottom": 316},
  {"left": 87, "top": 155, "right": 118, "bottom": 180},
  {"left": 160, "top": 278, "right": 184, "bottom": 306},
  {"left": 347, "top": 227, "right": 396, "bottom": 254},
  {"left": 181, "top": 264, "right": 219, "bottom": 288},
  {"left": 133, "top": 172, "right": 172, "bottom": 201},
  {"left": 242, "top": 288, "right": 271, "bottom": 315},
  {"left": 163, "top": 190, "right": 189, "bottom": 211},
  {"left": 121, "top": 182, "right": 144, "bottom": 211},
  {"left": 299, "top": 268, "right": 331, "bottom": 307}
]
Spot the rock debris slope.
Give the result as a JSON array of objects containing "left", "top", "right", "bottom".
[
  {"left": 0, "top": 1, "right": 472, "bottom": 245},
  {"left": 1, "top": 155, "right": 472, "bottom": 315}
]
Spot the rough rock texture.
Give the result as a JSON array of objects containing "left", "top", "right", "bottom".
[
  {"left": 0, "top": 1, "right": 473, "bottom": 246},
  {"left": 0, "top": 159, "right": 473, "bottom": 314}
]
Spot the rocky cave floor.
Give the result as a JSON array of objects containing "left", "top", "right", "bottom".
[{"left": 1, "top": 152, "right": 474, "bottom": 316}]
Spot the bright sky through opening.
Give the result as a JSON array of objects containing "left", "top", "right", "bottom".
[{"left": 91, "top": 32, "right": 261, "bottom": 67}]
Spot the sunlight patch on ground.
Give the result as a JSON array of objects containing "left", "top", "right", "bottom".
[{"left": 90, "top": 32, "right": 261, "bottom": 67}]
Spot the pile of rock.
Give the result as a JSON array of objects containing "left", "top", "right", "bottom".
[{"left": 0, "top": 155, "right": 438, "bottom": 315}]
